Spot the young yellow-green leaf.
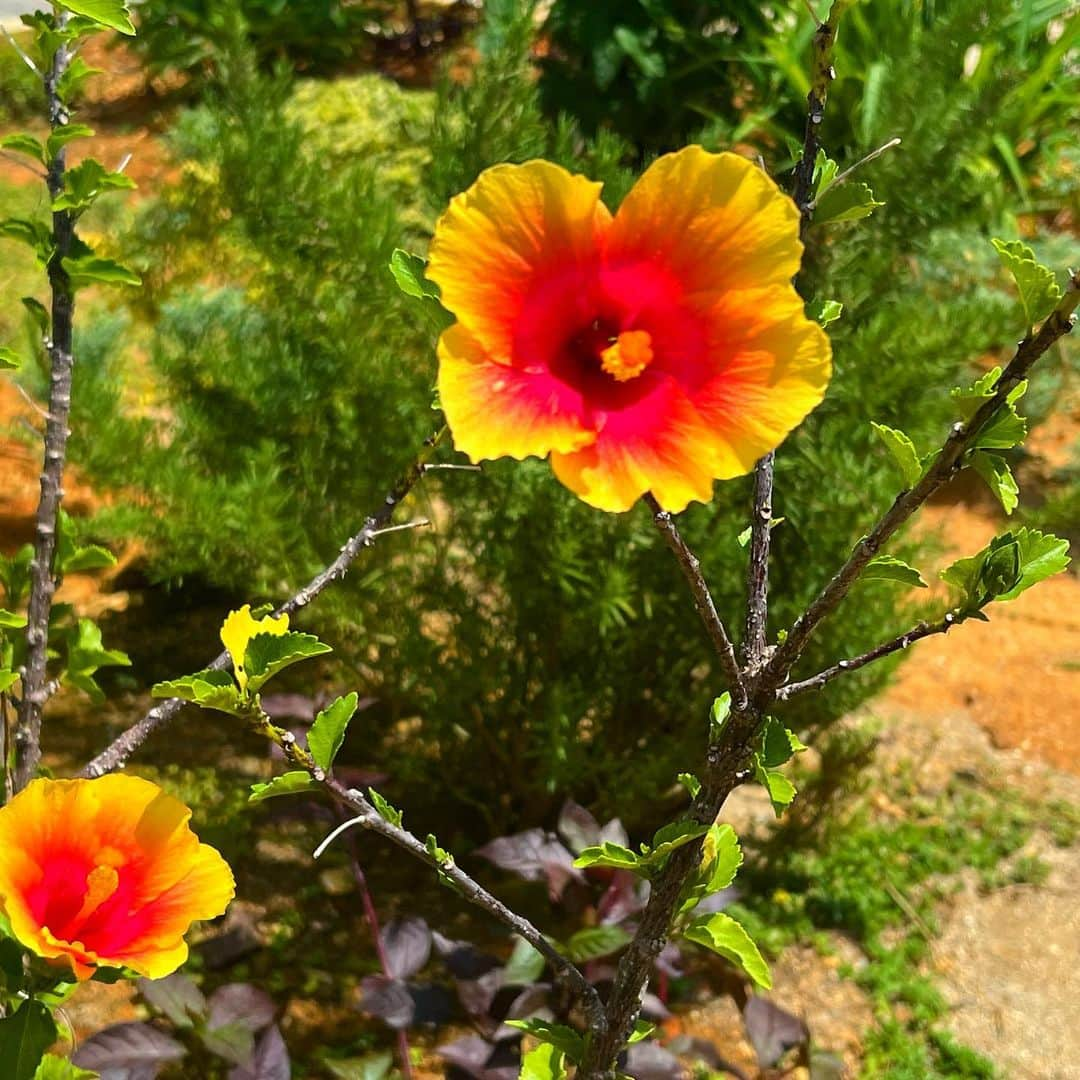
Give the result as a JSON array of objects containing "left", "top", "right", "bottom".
[
  {"left": 1, "top": 219, "right": 54, "bottom": 267},
  {"left": 683, "top": 912, "right": 772, "bottom": 989},
  {"left": 0, "top": 347, "right": 22, "bottom": 370},
  {"left": 573, "top": 841, "right": 643, "bottom": 873},
  {"left": 0, "top": 609, "right": 27, "bottom": 630},
  {"left": 243, "top": 631, "right": 332, "bottom": 693},
  {"left": 388, "top": 249, "right": 454, "bottom": 333},
  {"left": 308, "top": 691, "right": 358, "bottom": 772},
  {"left": 758, "top": 717, "right": 808, "bottom": 769},
  {"left": 807, "top": 298, "right": 843, "bottom": 327},
  {"left": 56, "top": 56, "right": 103, "bottom": 102},
  {"left": 628, "top": 1020, "right": 655, "bottom": 1045},
  {"left": 62, "top": 255, "right": 141, "bottom": 289},
  {"left": 564, "top": 925, "right": 631, "bottom": 963},
  {"left": 645, "top": 820, "right": 710, "bottom": 864},
  {"left": 53, "top": 159, "right": 136, "bottom": 213},
  {"left": 871, "top": 422, "right": 922, "bottom": 487},
  {"left": 971, "top": 452, "right": 1019, "bottom": 515},
  {"left": 46, "top": 124, "right": 95, "bottom": 159},
  {"left": 736, "top": 517, "right": 784, "bottom": 548},
  {"left": 152, "top": 669, "right": 244, "bottom": 715},
  {"left": 503, "top": 936, "right": 546, "bottom": 986},
  {"left": 368, "top": 787, "right": 402, "bottom": 827},
  {"left": 680, "top": 823, "right": 743, "bottom": 914},
  {"left": 863, "top": 555, "right": 928, "bottom": 588},
  {"left": 941, "top": 528, "right": 1068, "bottom": 607},
  {"left": 678, "top": 772, "right": 701, "bottom": 799},
  {"left": 710, "top": 692, "right": 732, "bottom": 739},
  {"left": 754, "top": 756, "right": 797, "bottom": 816},
  {"left": 814, "top": 180, "right": 884, "bottom": 224},
  {"left": 812, "top": 148, "right": 839, "bottom": 197},
  {"left": 0, "top": 670, "right": 19, "bottom": 694},
  {"left": 0, "top": 134, "right": 45, "bottom": 166},
  {"left": 22, "top": 298, "right": 49, "bottom": 335},
  {"left": 991, "top": 238, "right": 1062, "bottom": 329},
  {"left": 520, "top": 1042, "right": 566, "bottom": 1080},
  {"left": 249, "top": 770, "right": 315, "bottom": 803},
  {"left": 505, "top": 1020, "right": 584, "bottom": 1063},
  {"left": 33, "top": 1054, "right": 99, "bottom": 1079},
  {"left": 998, "top": 528, "right": 1070, "bottom": 601},
  {"left": 55, "top": 0, "right": 135, "bottom": 35}
]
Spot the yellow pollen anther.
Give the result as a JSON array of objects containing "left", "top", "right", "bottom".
[{"left": 600, "top": 330, "right": 654, "bottom": 382}]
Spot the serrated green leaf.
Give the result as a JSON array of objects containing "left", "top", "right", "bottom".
[
  {"left": 758, "top": 716, "right": 808, "bottom": 769},
  {"left": 678, "top": 772, "right": 701, "bottom": 799},
  {"left": 308, "top": 691, "right": 358, "bottom": 772},
  {"left": 249, "top": 770, "right": 315, "bottom": 803},
  {"left": 564, "top": 925, "right": 631, "bottom": 963},
  {"left": 520, "top": 1042, "right": 566, "bottom": 1080},
  {"left": 504, "top": 936, "right": 546, "bottom": 986},
  {"left": 683, "top": 912, "right": 771, "bottom": 988},
  {"left": 871, "top": 422, "right": 922, "bottom": 487},
  {"left": 0, "top": 134, "right": 45, "bottom": 165},
  {"left": 46, "top": 124, "right": 95, "bottom": 159},
  {"left": 62, "top": 255, "right": 140, "bottom": 288},
  {"left": 807, "top": 298, "right": 843, "bottom": 327},
  {"left": 62, "top": 545, "right": 117, "bottom": 573},
  {"left": 680, "top": 823, "right": 743, "bottom": 914},
  {"left": 0, "top": 346, "right": 22, "bottom": 370},
  {"left": 56, "top": 56, "right": 103, "bottom": 103},
  {"left": 812, "top": 148, "right": 839, "bottom": 196},
  {"left": 646, "top": 820, "right": 709, "bottom": 864},
  {"left": 506, "top": 1020, "right": 584, "bottom": 1062},
  {"left": 388, "top": 249, "right": 454, "bottom": 333},
  {"left": 368, "top": 787, "right": 402, "bottom": 827},
  {"left": 991, "top": 237, "right": 1062, "bottom": 328},
  {"left": 0, "top": 999, "right": 57, "bottom": 1080},
  {"left": 53, "top": 159, "right": 136, "bottom": 213},
  {"left": 754, "top": 756, "right": 797, "bottom": 816},
  {"left": 64, "top": 618, "right": 130, "bottom": 703},
  {"left": 425, "top": 833, "right": 452, "bottom": 866},
  {"left": 243, "top": 631, "right": 332, "bottom": 693},
  {"left": 971, "top": 452, "right": 1019, "bottom": 514},
  {"left": 999, "top": 528, "right": 1070, "bottom": 601},
  {"left": 55, "top": 0, "right": 135, "bottom": 35},
  {"left": 814, "top": 180, "right": 883, "bottom": 224},
  {"left": 572, "top": 841, "right": 643, "bottom": 873},
  {"left": 0, "top": 219, "right": 54, "bottom": 267},
  {"left": 152, "top": 668, "right": 244, "bottom": 715},
  {"left": 710, "top": 692, "right": 731, "bottom": 739},
  {"left": 863, "top": 555, "right": 928, "bottom": 588},
  {"left": 942, "top": 528, "right": 1068, "bottom": 607}
]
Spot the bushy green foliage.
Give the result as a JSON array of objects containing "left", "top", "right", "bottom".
[
  {"left": 0, "top": 33, "right": 44, "bottom": 125},
  {"left": 67, "top": 1, "right": 1071, "bottom": 835}
]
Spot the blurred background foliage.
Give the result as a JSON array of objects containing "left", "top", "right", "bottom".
[{"left": 6, "top": 0, "right": 1073, "bottom": 837}]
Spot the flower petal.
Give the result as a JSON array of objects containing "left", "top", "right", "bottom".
[
  {"left": 428, "top": 160, "right": 611, "bottom": 362},
  {"left": 550, "top": 374, "right": 725, "bottom": 512},
  {"left": 438, "top": 323, "right": 595, "bottom": 461},
  {"left": 606, "top": 147, "right": 803, "bottom": 298}
]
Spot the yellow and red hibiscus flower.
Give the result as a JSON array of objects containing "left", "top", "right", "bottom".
[
  {"left": 427, "top": 146, "right": 832, "bottom": 513},
  {"left": 0, "top": 776, "right": 234, "bottom": 981}
]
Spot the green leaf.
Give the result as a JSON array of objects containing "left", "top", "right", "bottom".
[
  {"left": 55, "top": 0, "right": 135, "bottom": 35},
  {"left": 62, "top": 255, "right": 141, "bottom": 288},
  {"left": 425, "top": 833, "right": 452, "bottom": 866},
  {"left": 628, "top": 1020, "right": 655, "bottom": 1045},
  {"left": 62, "top": 545, "right": 117, "bottom": 573},
  {"left": 0, "top": 346, "right": 22, "bottom": 370},
  {"left": 758, "top": 716, "right": 807, "bottom": 769},
  {"left": 34, "top": 1056, "right": 99, "bottom": 1080},
  {"left": 0, "top": 669, "right": 20, "bottom": 694},
  {"left": 388, "top": 249, "right": 454, "bottom": 333},
  {"left": 308, "top": 692, "right": 358, "bottom": 772},
  {"left": 243, "top": 631, "right": 332, "bottom": 693},
  {"left": 519, "top": 1042, "right": 566, "bottom": 1080},
  {"left": 22, "top": 298, "right": 49, "bottom": 335},
  {"left": 0, "top": 219, "right": 54, "bottom": 267},
  {"left": 0, "top": 999, "right": 58, "bottom": 1080},
  {"left": 951, "top": 368, "right": 1029, "bottom": 452},
  {"left": 368, "top": 787, "right": 402, "bottom": 827},
  {"left": 572, "top": 841, "right": 643, "bottom": 873},
  {"left": 152, "top": 668, "right": 244, "bottom": 715},
  {"left": 709, "top": 692, "right": 731, "bottom": 740},
  {"left": 680, "top": 823, "right": 743, "bottom": 914},
  {"left": 0, "top": 609, "right": 25, "bottom": 629},
  {"left": 645, "top": 820, "right": 710, "bottom": 864},
  {"left": 942, "top": 528, "right": 1068, "bottom": 607},
  {"left": 0, "top": 134, "right": 45, "bottom": 165},
  {"left": 871, "top": 422, "right": 922, "bottom": 487},
  {"left": 678, "top": 772, "right": 701, "bottom": 799},
  {"left": 64, "top": 617, "right": 130, "bottom": 703},
  {"left": 991, "top": 238, "right": 1062, "bottom": 328},
  {"left": 56, "top": 56, "right": 103, "bottom": 102},
  {"left": 754, "top": 756, "right": 797, "bottom": 816},
  {"left": 863, "top": 555, "right": 928, "bottom": 588},
  {"left": 53, "top": 159, "right": 136, "bottom": 213},
  {"left": 505, "top": 1020, "right": 584, "bottom": 1063},
  {"left": 807, "top": 298, "right": 843, "bottom": 327},
  {"left": 812, "top": 149, "right": 839, "bottom": 197},
  {"left": 814, "top": 180, "right": 883, "bottom": 224},
  {"left": 249, "top": 770, "right": 315, "bottom": 803},
  {"left": 1000, "top": 528, "right": 1070, "bottom": 601},
  {"left": 736, "top": 517, "right": 784, "bottom": 548},
  {"left": 504, "top": 936, "right": 546, "bottom": 986},
  {"left": 971, "top": 452, "right": 1019, "bottom": 515},
  {"left": 46, "top": 124, "right": 95, "bottom": 159},
  {"left": 564, "top": 925, "right": 631, "bottom": 963},
  {"left": 683, "top": 912, "right": 771, "bottom": 988}
]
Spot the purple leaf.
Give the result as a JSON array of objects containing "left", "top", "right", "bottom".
[
  {"left": 72, "top": 1022, "right": 186, "bottom": 1079},
  {"left": 207, "top": 984, "right": 277, "bottom": 1033},
  {"left": 357, "top": 975, "right": 414, "bottom": 1030},
  {"left": 432, "top": 931, "right": 501, "bottom": 980},
  {"left": 640, "top": 993, "right": 671, "bottom": 1021},
  {"left": 557, "top": 800, "right": 602, "bottom": 853},
  {"left": 624, "top": 1041, "right": 685, "bottom": 1080},
  {"left": 667, "top": 1036, "right": 751, "bottom": 1080},
  {"left": 598, "top": 869, "right": 647, "bottom": 925},
  {"left": 475, "top": 829, "right": 582, "bottom": 900},
  {"left": 408, "top": 983, "right": 458, "bottom": 1026},
  {"left": 197, "top": 909, "right": 261, "bottom": 970},
  {"left": 381, "top": 916, "right": 432, "bottom": 979},
  {"left": 202, "top": 1023, "right": 255, "bottom": 1069},
  {"left": 742, "top": 996, "right": 808, "bottom": 1068},
  {"left": 438, "top": 1036, "right": 495, "bottom": 1078},
  {"left": 654, "top": 943, "right": 683, "bottom": 979},
  {"left": 456, "top": 968, "right": 503, "bottom": 1018},
  {"left": 230, "top": 1025, "right": 290, "bottom": 1080},
  {"left": 137, "top": 973, "right": 207, "bottom": 1028}
]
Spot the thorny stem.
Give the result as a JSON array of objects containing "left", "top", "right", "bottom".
[
  {"left": 79, "top": 428, "right": 449, "bottom": 778},
  {"left": 14, "top": 19, "right": 74, "bottom": 792}
]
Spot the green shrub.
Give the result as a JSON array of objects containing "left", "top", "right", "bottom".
[
  {"left": 0, "top": 31, "right": 44, "bottom": 124},
  {"left": 68, "top": 1, "right": 1070, "bottom": 836}
]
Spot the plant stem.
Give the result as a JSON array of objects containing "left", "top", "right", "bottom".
[
  {"left": 80, "top": 428, "right": 449, "bottom": 778},
  {"left": 743, "top": 452, "right": 775, "bottom": 668},
  {"left": 14, "top": 20, "right": 73, "bottom": 792}
]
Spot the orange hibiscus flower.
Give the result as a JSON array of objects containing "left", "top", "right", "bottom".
[
  {"left": 428, "top": 146, "right": 832, "bottom": 512},
  {"left": 0, "top": 776, "right": 234, "bottom": 981}
]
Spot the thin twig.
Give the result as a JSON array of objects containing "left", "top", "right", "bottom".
[
  {"left": 808, "top": 136, "right": 901, "bottom": 208},
  {"left": 644, "top": 494, "right": 746, "bottom": 708},
  {"left": 743, "top": 452, "right": 775, "bottom": 668},
  {"left": 79, "top": 429, "right": 450, "bottom": 778},
  {"left": 1, "top": 25, "right": 39, "bottom": 74},
  {"left": 768, "top": 274, "right": 1080, "bottom": 685},
  {"left": 775, "top": 611, "right": 958, "bottom": 700},
  {"left": 14, "top": 16, "right": 74, "bottom": 792}
]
